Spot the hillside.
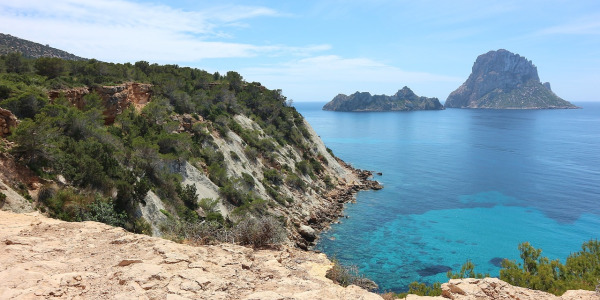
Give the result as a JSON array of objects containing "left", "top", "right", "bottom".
[
  {"left": 0, "top": 53, "right": 380, "bottom": 251},
  {"left": 0, "top": 33, "right": 86, "bottom": 61},
  {"left": 445, "top": 49, "right": 577, "bottom": 109},
  {"left": 323, "top": 87, "right": 444, "bottom": 112}
]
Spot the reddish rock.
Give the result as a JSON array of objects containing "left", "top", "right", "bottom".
[
  {"left": 0, "top": 108, "right": 18, "bottom": 137},
  {"left": 48, "top": 82, "right": 152, "bottom": 124}
]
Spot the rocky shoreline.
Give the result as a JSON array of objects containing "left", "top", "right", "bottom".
[{"left": 294, "top": 157, "right": 383, "bottom": 250}]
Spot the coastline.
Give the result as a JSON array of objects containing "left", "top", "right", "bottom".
[{"left": 293, "top": 156, "right": 383, "bottom": 250}]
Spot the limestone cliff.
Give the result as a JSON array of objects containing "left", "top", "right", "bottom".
[
  {"left": 323, "top": 87, "right": 444, "bottom": 112},
  {"left": 445, "top": 49, "right": 578, "bottom": 109}
]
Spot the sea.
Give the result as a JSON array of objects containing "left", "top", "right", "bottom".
[{"left": 294, "top": 102, "right": 600, "bottom": 293}]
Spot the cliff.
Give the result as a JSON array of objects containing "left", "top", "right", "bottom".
[
  {"left": 0, "top": 210, "right": 381, "bottom": 299},
  {"left": 445, "top": 49, "right": 578, "bottom": 109},
  {"left": 323, "top": 87, "right": 444, "bottom": 112}
]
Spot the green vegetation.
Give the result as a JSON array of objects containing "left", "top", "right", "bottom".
[
  {"left": 387, "top": 239, "right": 600, "bottom": 298},
  {"left": 0, "top": 53, "right": 327, "bottom": 241},
  {"left": 501, "top": 240, "right": 600, "bottom": 295}
]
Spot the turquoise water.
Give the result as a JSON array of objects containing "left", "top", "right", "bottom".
[{"left": 295, "top": 102, "right": 600, "bottom": 292}]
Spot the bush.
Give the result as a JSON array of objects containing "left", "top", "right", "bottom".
[
  {"left": 81, "top": 197, "right": 126, "bottom": 227},
  {"left": 244, "top": 145, "right": 259, "bottom": 162},
  {"left": 0, "top": 192, "right": 6, "bottom": 206},
  {"left": 447, "top": 259, "right": 489, "bottom": 279},
  {"left": 198, "top": 197, "right": 219, "bottom": 214},
  {"left": 131, "top": 217, "right": 152, "bottom": 235},
  {"left": 285, "top": 173, "right": 306, "bottom": 191},
  {"left": 263, "top": 168, "right": 283, "bottom": 185},
  {"left": 295, "top": 160, "right": 312, "bottom": 176},
  {"left": 178, "top": 183, "right": 198, "bottom": 210},
  {"left": 234, "top": 216, "right": 285, "bottom": 248},
  {"left": 326, "top": 259, "right": 379, "bottom": 292}
]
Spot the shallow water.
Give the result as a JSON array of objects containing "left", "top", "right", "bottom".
[{"left": 295, "top": 102, "right": 600, "bottom": 292}]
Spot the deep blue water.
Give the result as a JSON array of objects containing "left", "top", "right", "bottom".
[{"left": 294, "top": 102, "right": 600, "bottom": 292}]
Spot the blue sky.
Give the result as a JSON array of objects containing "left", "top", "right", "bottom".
[{"left": 1, "top": 0, "right": 599, "bottom": 102}]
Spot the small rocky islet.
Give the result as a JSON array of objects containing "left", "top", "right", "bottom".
[{"left": 322, "top": 86, "right": 444, "bottom": 112}]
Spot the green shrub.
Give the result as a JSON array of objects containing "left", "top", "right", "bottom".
[
  {"left": 244, "top": 145, "right": 258, "bottom": 162},
  {"left": 81, "top": 197, "right": 126, "bottom": 227},
  {"left": 447, "top": 259, "right": 489, "bottom": 279},
  {"left": 241, "top": 172, "right": 255, "bottom": 189},
  {"left": 131, "top": 217, "right": 152, "bottom": 235},
  {"left": 230, "top": 150, "right": 240, "bottom": 161},
  {"left": 0, "top": 192, "right": 6, "bottom": 205},
  {"left": 263, "top": 168, "right": 283, "bottom": 185},
  {"left": 285, "top": 173, "right": 306, "bottom": 191},
  {"left": 178, "top": 183, "right": 198, "bottom": 210},
  {"left": 198, "top": 198, "right": 219, "bottom": 214},
  {"left": 295, "top": 160, "right": 312, "bottom": 176},
  {"left": 501, "top": 240, "right": 600, "bottom": 295}
]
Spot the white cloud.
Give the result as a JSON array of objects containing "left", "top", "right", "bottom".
[
  {"left": 242, "top": 55, "right": 462, "bottom": 101},
  {"left": 0, "top": 0, "right": 321, "bottom": 62},
  {"left": 537, "top": 15, "right": 600, "bottom": 35}
]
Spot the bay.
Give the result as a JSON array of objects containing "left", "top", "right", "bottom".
[{"left": 295, "top": 102, "right": 600, "bottom": 292}]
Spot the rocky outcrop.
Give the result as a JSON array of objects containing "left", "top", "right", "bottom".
[
  {"left": 0, "top": 108, "right": 18, "bottom": 137},
  {"left": 48, "top": 82, "right": 152, "bottom": 124},
  {"left": 445, "top": 49, "right": 578, "bottom": 109},
  {"left": 406, "top": 278, "right": 597, "bottom": 300},
  {"left": 0, "top": 210, "right": 382, "bottom": 299},
  {"left": 323, "top": 87, "right": 444, "bottom": 112}
]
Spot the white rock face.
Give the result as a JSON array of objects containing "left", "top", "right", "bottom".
[
  {"left": 0, "top": 179, "right": 33, "bottom": 213},
  {"left": 135, "top": 190, "right": 169, "bottom": 236}
]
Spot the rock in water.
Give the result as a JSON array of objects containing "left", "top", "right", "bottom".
[
  {"left": 445, "top": 49, "right": 578, "bottom": 109},
  {"left": 323, "top": 86, "right": 444, "bottom": 111}
]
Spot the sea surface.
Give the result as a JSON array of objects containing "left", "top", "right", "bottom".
[{"left": 294, "top": 102, "right": 600, "bottom": 292}]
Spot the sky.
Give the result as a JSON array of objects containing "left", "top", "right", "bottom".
[{"left": 1, "top": 0, "right": 599, "bottom": 102}]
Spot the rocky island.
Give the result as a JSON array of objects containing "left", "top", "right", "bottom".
[
  {"left": 445, "top": 49, "right": 578, "bottom": 109},
  {"left": 323, "top": 86, "right": 444, "bottom": 112}
]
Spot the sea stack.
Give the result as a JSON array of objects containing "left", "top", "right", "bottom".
[
  {"left": 445, "top": 49, "right": 577, "bottom": 109},
  {"left": 323, "top": 86, "right": 444, "bottom": 112}
]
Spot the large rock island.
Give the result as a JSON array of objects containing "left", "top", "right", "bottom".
[
  {"left": 445, "top": 49, "right": 577, "bottom": 109},
  {"left": 323, "top": 86, "right": 444, "bottom": 112}
]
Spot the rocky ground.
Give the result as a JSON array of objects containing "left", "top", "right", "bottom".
[
  {"left": 406, "top": 278, "right": 597, "bottom": 300},
  {"left": 0, "top": 210, "right": 381, "bottom": 299}
]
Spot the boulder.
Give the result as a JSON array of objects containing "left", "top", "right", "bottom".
[{"left": 298, "top": 225, "right": 317, "bottom": 242}]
